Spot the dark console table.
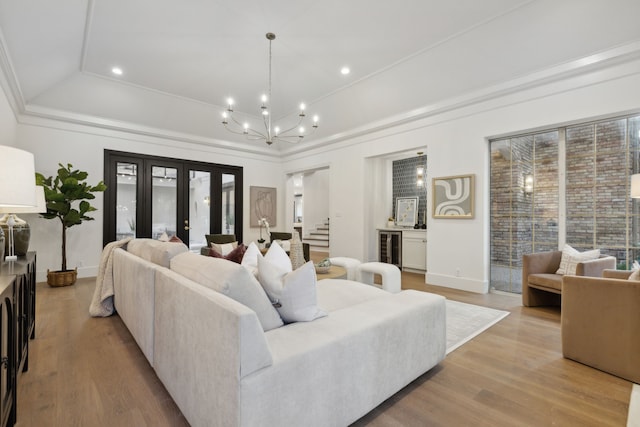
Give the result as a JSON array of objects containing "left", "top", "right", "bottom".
[
  {"left": 0, "top": 252, "right": 36, "bottom": 427},
  {"left": 0, "top": 276, "right": 15, "bottom": 427}
]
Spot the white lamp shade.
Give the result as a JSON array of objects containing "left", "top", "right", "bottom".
[
  {"left": 632, "top": 174, "right": 640, "bottom": 199},
  {"left": 0, "top": 146, "right": 36, "bottom": 207},
  {"left": 0, "top": 185, "right": 46, "bottom": 214}
]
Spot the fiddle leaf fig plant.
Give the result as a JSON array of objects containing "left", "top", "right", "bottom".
[{"left": 36, "top": 163, "right": 107, "bottom": 272}]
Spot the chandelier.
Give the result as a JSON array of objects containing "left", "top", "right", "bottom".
[{"left": 222, "top": 32, "right": 319, "bottom": 145}]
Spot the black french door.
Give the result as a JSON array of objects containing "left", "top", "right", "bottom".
[{"left": 103, "top": 150, "right": 243, "bottom": 250}]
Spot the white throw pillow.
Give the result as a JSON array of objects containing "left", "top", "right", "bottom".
[
  {"left": 257, "top": 258, "right": 327, "bottom": 323},
  {"left": 210, "top": 241, "right": 238, "bottom": 255},
  {"left": 241, "top": 242, "right": 262, "bottom": 276},
  {"left": 242, "top": 241, "right": 292, "bottom": 278},
  {"left": 158, "top": 231, "right": 170, "bottom": 242},
  {"left": 556, "top": 244, "right": 600, "bottom": 275},
  {"left": 629, "top": 269, "right": 640, "bottom": 281},
  {"left": 264, "top": 241, "right": 292, "bottom": 272}
]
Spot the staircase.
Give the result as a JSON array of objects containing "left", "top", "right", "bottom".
[{"left": 303, "top": 219, "right": 330, "bottom": 252}]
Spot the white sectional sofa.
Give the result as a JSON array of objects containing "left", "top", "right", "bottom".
[{"left": 110, "top": 238, "right": 446, "bottom": 427}]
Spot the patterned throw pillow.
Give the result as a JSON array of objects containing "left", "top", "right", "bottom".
[
  {"left": 208, "top": 243, "right": 247, "bottom": 264},
  {"left": 556, "top": 244, "right": 600, "bottom": 275}
]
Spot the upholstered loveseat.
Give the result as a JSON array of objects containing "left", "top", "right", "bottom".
[{"left": 109, "top": 238, "right": 446, "bottom": 426}]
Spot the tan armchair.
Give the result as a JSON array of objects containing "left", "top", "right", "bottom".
[
  {"left": 562, "top": 270, "right": 640, "bottom": 383},
  {"left": 522, "top": 250, "right": 616, "bottom": 307}
]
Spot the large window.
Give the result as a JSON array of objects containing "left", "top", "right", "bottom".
[
  {"left": 490, "top": 113, "right": 640, "bottom": 293},
  {"left": 490, "top": 131, "right": 559, "bottom": 293}
]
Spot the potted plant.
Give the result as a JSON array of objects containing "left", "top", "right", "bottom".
[{"left": 36, "top": 163, "right": 107, "bottom": 287}]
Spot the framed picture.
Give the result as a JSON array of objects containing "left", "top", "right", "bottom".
[
  {"left": 250, "top": 186, "right": 277, "bottom": 227},
  {"left": 395, "top": 197, "right": 419, "bottom": 226},
  {"left": 432, "top": 174, "right": 475, "bottom": 219}
]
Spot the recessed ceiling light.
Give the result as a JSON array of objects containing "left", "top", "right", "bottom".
[
  {"left": 340, "top": 66, "right": 350, "bottom": 75},
  {"left": 111, "top": 67, "right": 123, "bottom": 76}
]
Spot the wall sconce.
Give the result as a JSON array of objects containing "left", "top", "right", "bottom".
[
  {"left": 416, "top": 165, "right": 425, "bottom": 188},
  {"left": 523, "top": 174, "right": 534, "bottom": 194},
  {"left": 416, "top": 151, "right": 425, "bottom": 188},
  {"left": 631, "top": 174, "right": 640, "bottom": 198}
]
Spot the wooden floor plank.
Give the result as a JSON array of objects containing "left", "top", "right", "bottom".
[{"left": 16, "top": 259, "right": 632, "bottom": 426}]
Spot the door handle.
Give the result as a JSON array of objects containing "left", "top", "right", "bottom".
[{"left": 184, "top": 226, "right": 190, "bottom": 231}]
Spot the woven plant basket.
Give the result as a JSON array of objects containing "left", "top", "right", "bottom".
[{"left": 47, "top": 268, "right": 77, "bottom": 287}]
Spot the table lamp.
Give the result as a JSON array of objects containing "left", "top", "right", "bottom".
[
  {"left": 0, "top": 145, "right": 37, "bottom": 261},
  {"left": 0, "top": 185, "right": 46, "bottom": 258}
]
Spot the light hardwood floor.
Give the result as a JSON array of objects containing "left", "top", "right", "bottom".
[{"left": 17, "top": 257, "right": 632, "bottom": 426}]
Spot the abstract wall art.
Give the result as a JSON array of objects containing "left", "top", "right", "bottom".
[
  {"left": 432, "top": 174, "right": 475, "bottom": 219},
  {"left": 250, "top": 186, "right": 277, "bottom": 227}
]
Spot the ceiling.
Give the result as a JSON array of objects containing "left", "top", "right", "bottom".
[{"left": 1, "top": 0, "right": 640, "bottom": 156}]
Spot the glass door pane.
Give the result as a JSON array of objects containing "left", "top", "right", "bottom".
[
  {"left": 189, "top": 170, "right": 211, "bottom": 251},
  {"left": 222, "top": 174, "right": 236, "bottom": 235},
  {"left": 151, "top": 166, "right": 178, "bottom": 239},
  {"left": 116, "top": 162, "right": 137, "bottom": 240}
]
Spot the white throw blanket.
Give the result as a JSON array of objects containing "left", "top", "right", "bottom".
[{"left": 89, "top": 238, "right": 132, "bottom": 317}]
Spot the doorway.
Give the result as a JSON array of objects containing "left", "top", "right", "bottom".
[{"left": 103, "top": 150, "right": 243, "bottom": 251}]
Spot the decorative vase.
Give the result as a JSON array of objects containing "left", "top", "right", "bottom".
[
  {"left": 0, "top": 215, "right": 30, "bottom": 256},
  {"left": 289, "top": 230, "right": 305, "bottom": 270}
]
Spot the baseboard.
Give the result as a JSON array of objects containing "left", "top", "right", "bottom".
[{"left": 425, "top": 272, "right": 489, "bottom": 294}]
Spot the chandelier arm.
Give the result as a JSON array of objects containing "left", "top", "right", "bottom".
[
  {"left": 274, "top": 135, "right": 304, "bottom": 144},
  {"left": 222, "top": 123, "right": 250, "bottom": 136},
  {"left": 262, "top": 112, "right": 272, "bottom": 141},
  {"left": 274, "top": 119, "right": 305, "bottom": 137},
  {"left": 224, "top": 117, "right": 268, "bottom": 140}
]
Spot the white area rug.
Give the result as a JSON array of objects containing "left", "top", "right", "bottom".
[
  {"left": 629, "top": 384, "right": 640, "bottom": 427},
  {"left": 446, "top": 300, "right": 510, "bottom": 354}
]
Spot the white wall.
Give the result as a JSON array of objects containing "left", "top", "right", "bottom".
[
  {"left": 283, "top": 58, "right": 640, "bottom": 293},
  {"left": 16, "top": 120, "right": 284, "bottom": 281},
  {"left": 0, "top": 84, "right": 16, "bottom": 146}
]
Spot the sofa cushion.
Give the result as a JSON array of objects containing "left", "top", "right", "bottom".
[
  {"left": 528, "top": 273, "right": 563, "bottom": 291},
  {"left": 258, "top": 259, "right": 327, "bottom": 323},
  {"left": 127, "top": 238, "right": 189, "bottom": 268},
  {"left": 170, "top": 252, "right": 283, "bottom": 331},
  {"left": 316, "top": 278, "right": 388, "bottom": 312},
  {"left": 556, "top": 244, "right": 600, "bottom": 275}
]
